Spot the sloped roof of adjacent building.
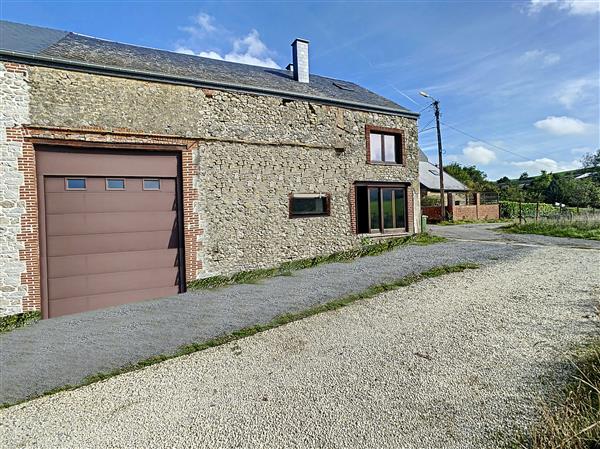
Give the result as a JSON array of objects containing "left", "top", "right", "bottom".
[
  {"left": 0, "top": 20, "right": 418, "bottom": 117},
  {"left": 419, "top": 161, "right": 469, "bottom": 192}
]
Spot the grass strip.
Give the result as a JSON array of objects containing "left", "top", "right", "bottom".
[
  {"left": 1, "top": 262, "right": 477, "bottom": 409},
  {"left": 500, "top": 222, "right": 600, "bottom": 241},
  {"left": 513, "top": 338, "right": 600, "bottom": 449},
  {"left": 0, "top": 311, "right": 41, "bottom": 334},
  {"left": 437, "top": 218, "right": 511, "bottom": 226},
  {"left": 188, "top": 233, "right": 446, "bottom": 290}
]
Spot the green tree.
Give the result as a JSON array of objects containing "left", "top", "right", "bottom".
[
  {"left": 444, "top": 162, "right": 498, "bottom": 192},
  {"left": 525, "top": 170, "right": 552, "bottom": 202},
  {"left": 581, "top": 149, "right": 600, "bottom": 168},
  {"left": 519, "top": 172, "right": 529, "bottom": 180},
  {"left": 545, "top": 175, "right": 571, "bottom": 205}
]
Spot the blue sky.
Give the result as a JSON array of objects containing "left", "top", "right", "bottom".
[{"left": 2, "top": 0, "right": 598, "bottom": 180}]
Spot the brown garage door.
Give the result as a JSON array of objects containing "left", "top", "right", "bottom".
[{"left": 37, "top": 148, "right": 184, "bottom": 318}]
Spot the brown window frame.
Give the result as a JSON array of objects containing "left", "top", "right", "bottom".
[
  {"left": 365, "top": 125, "right": 405, "bottom": 165},
  {"left": 355, "top": 182, "right": 409, "bottom": 234},
  {"left": 288, "top": 193, "right": 331, "bottom": 218}
]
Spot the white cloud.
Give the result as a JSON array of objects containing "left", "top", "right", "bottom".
[
  {"left": 511, "top": 157, "right": 581, "bottom": 173},
  {"left": 462, "top": 142, "right": 497, "bottom": 165},
  {"left": 528, "top": 0, "right": 600, "bottom": 15},
  {"left": 534, "top": 116, "right": 590, "bottom": 135},
  {"left": 175, "top": 15, "right": 280, "bottom": 69},
  {"left": 184, "top": 30, "right": 280, "bottom": 68},
  {"left": 174, "top": 47, "right": 196, "bottom": 55},
  {"left": 555, "top": 78, "right": 596, "bottom": 108},
  {"left": 197, "top": 50, "right": 224, "bottom": 60},
  {"left": 571, "top": 146, "right": 592, "bottom": 155},
  {"left": 194, "top": 13, "right": 217, "bottom": 33},
  {"left": 518, "top": 49, "right": 561, "bottom": 66}
]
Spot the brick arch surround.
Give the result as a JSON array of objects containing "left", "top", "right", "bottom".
[{"left": 15, "top": 126, "right": 202, "bottom": 313}]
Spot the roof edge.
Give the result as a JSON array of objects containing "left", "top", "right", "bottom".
[{"left": 0, "top": 50, "right": 420, "bottom": 119}]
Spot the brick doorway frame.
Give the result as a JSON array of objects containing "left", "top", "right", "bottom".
[{"left": 15, "top": 126, "right": 201, "bottom": 316}]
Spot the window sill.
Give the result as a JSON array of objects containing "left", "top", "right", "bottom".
[
  {"left": 289, "top": 214, "right": 330, "bottom": 219},
  {"left": 367, "top": 161, "right": 405, "bottom": 167},
  {"left": 359, "top": 231, "right": 411, "bottom": 238}
]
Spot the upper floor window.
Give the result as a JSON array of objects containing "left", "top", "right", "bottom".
[{"left": 366, "top": 126, "right": 403, "bottom": 165}]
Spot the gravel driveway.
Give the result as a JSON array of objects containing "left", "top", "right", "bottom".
[
  {"left": 2, "top": 245, "right": 598, "bottom": 449},
  {"left": 430, "top": 222, "right": 600, "bottom": 249},
  {"left": 0, "top": 238, "right": 523, "bottom": 405}
]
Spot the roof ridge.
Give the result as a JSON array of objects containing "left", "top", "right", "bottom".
[{"left": 0, "top": 19, "right": 417, "bottom": 117}]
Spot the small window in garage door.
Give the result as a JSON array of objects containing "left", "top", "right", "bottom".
[
  {"left": 65, "top": 178, "right": 87, "bottom": 190},
  {"left": 143, "top": 179, "right": 161, "bottom": 190},
  {"left": 106, "top": 178, "right": 126, "bottom": 190}
]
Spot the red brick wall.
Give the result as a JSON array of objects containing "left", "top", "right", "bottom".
[
  {"left": 451, "top": 205, "right": 478, "bottom": 221},
  {"left": 4, "top": 62, "right": 28, "bottom": 75},
  {"left": 5, "top": 128, "right": 42, "bottom": 312},
  {"left": 422, "top": 202, "right": 499, "bottom": 222},
  {"left": 477, "top": 204, "right": 500, "bottom": 220}
]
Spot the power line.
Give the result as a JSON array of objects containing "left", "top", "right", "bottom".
[{"left": 419, "top": 117, "right": 436, "bottom": 133}]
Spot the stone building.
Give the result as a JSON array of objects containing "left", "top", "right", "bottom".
[{"left": 0, "top": 20, "right": 420, "bottom": 318}]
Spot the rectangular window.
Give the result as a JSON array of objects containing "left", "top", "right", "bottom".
[
  {"left": 106, "top": 178, "right": 126, "bottom": 190},
  {"left": 289, "top": 193, "right": 330, "bottom": 218},
  {"left": 143, "top": 179, "right": 161, "bottom": 190},
  {"left": 366, "top": 126, "right": 403, "bottom": 164},
  {"left": 65, "top": 178, "right": 86, "bottom": 190},
  {"left": 356, "top": 185, "right": 407, "bottom": 233}
]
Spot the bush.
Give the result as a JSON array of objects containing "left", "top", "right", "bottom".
[
  {"left": 500, "top": 201, "right": 558, "bottom": 219},
  {"left": 421, "top": 195, "right": 441, "bottom": 206},
  {"left": 516, "top": 340, "right": 600, "bottom": 448},
  {"left": 499, "top": 201, "right": 596, "bottom": 219}
]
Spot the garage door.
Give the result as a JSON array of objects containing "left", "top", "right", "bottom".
[{"left": 37, "top": 148, "right": 184, "bottom": 318}]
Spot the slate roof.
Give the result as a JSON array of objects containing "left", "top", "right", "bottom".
[
  {"left": 0, "top": 20, "right": 417, "bottom": 117},
  {"left": 419, "top": 161, "right": 469, "bottom": 192}
]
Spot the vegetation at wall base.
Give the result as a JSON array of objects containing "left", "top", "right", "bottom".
[
  {"left": 0, "top": 311, "right": 41, "bottom": 333},
  {"left": 187, "top": 233, "right": 446, "bottom": 290},
  {"left": 501, "top": 222, "right": 600, "bottom": 241},
  {"left": 513, "top": 339, "right": 600, "bottom": 449},
  {"left": 0, "top": 262, "right": 477, "bottom": 409}
]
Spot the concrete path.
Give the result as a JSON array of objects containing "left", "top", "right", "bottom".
[
  {"left": 2, "top": 245, "right": 598, "bottom": 448},
  {"left": 430, "top": 222, "right": 600, "bottom": 249},
  {"left": 1, "top": 239, "right": 528, "bottom": 405}
]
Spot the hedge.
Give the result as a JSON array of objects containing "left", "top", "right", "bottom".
[{"left": 499, "top": 201, "right": 595, "bottom": 219}]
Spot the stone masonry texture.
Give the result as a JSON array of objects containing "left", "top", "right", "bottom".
[
  {"left": 0, "top": 62, "right": 30, "bottom": 316},
  {"left": 0, "top": 63, "right": 420, "bottom": 315}
]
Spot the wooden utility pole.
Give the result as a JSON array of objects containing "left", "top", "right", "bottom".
[{"left": 433, "top": 100, "right": 446, "bottom": 220}]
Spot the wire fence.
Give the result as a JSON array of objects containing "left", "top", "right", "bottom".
[
  {"left": 500, "top": 200, "right": 600, "bottom": 224},
  {"left": 480, "top": 192, "right": 499, "bottom": 205}
]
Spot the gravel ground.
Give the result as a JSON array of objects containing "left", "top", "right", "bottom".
[
  {"left": 2, "top": 246, "right": 598, "bottom": 449},
  {"left": 1, "top": 239, "right": 526, "bottom": 404},
  {"left": 430, "top": 223, "right": 600, "bottom": 249}
]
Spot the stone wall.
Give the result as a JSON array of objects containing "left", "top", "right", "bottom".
[
  {"left": 0, "top": 62, "right": 30, "bottom": 316},
  {"left": 28, "top": 66, "right": 420, "bottom": 275},
  {"left": 0, "top": 66, "right": 421, "bottom": 316}
]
